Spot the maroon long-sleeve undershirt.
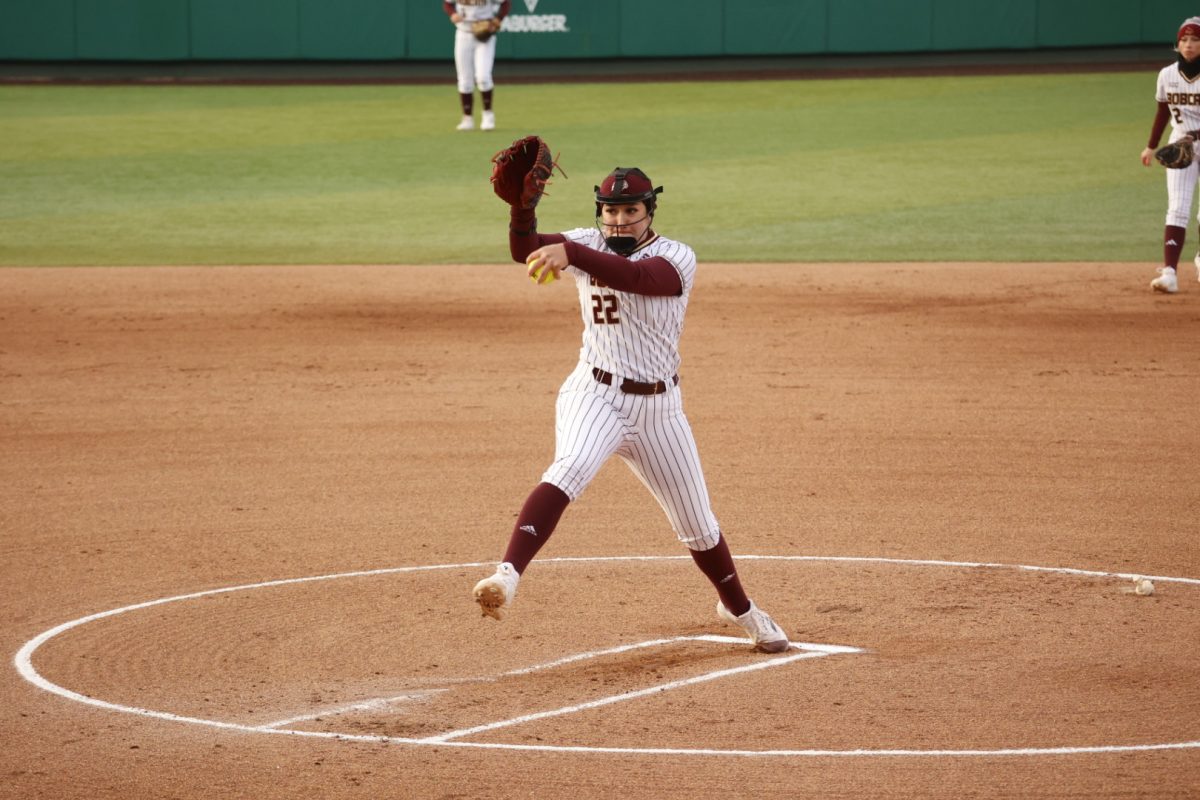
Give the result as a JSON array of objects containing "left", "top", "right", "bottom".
[
  {"left": 508, "top": 210, "right": 683, "bottom": 296},
  {"left": 1148, "top": 102, "right": 1171, "bottom": 148}
]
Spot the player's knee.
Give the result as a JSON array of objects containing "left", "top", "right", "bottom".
[
  {"left": 676, "top": 528, "right": 721, "bottom": 551},
  {"left": 540, "top": 465, "right": 589, "bottom": 501},
  {"left": 548, "top": 478, "right": 579, "bottom": 502}
]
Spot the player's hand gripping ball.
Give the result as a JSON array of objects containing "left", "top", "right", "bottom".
[{"left": 527, "top": 253, "right": 559, "bottom": 285}]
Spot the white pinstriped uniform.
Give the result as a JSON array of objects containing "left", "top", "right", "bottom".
[
  {"left": 451, "top": 0, "right": 502, "bottom": 93},
  {"left": 1156, "top": 63, "right": 1200, "bottom": 226},
  {"left": 539, "top": 228, "right": 720, "bottom": 551},
  {"left": 563, "top": 228, "right": 693, "bottom": 383}
]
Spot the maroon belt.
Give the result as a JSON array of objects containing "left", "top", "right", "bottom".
[{"left": 591, "top": 367, "right": 678, "bottom": 395}]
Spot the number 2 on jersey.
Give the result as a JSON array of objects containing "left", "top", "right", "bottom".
[{"left": 591, "top": 294, "right": 619, "bottom": 324}]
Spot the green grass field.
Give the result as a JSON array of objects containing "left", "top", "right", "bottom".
[{"left": 0, "top": 71, "right": 1164, "bottom": 265}]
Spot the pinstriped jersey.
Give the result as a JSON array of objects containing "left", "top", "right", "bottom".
[
  {"left": 450, "top": 0, "right": 504, "bottom": 29},
  {"left": 560, "top": 228, "right": 696, "bottom": 383},
  {"left": 1156, "top": 63, "right": 1200, "bottom": 141}
]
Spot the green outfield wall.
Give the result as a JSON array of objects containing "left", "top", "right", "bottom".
[{"left": 0, "top": 0, "right": 1194, "bottom": 61}]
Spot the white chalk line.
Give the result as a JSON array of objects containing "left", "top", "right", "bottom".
[
  {"left": 501, "top": 635, "right": 693, "bottom": 676},
  {"left": 254, "top": 636, "right": 806, "bottom": 731},
  {"left": 13, "top": 555, "right": 1200, "bottom": 758},
  {"left": 502, "top": 634, "right": 860, "bottom": 679},
  {"left": 421, "top": 637, "right": 846, "bottom": 743},
  {"left": 255, "top": 636, "right": 864, "bottom": 736},
  {"left": 256, "top": 690, "right": 446, "bottom": 730}
]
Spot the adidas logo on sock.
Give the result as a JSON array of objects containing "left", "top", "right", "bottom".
[
  {"left": 520, "top": 524, "right": 538, "bottom": 536},
  {"left": 1168, "top": 239, "right": 1179, "bottom": 246}
]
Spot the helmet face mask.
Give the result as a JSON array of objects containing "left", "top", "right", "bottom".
[
  {"left": 598, "top": 201, "right": 651, "bottom": 256},
  {"left": 594, "top": 167, "right": 664, "bottom": 255}
]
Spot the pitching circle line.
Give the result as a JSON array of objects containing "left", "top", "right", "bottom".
[{"left": 13, "top": 554, "right": 1200, "bottom": 758}]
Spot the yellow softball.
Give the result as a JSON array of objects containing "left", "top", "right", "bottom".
[{"left": 527, "top": 254, "right": 559, "bottom": 285}]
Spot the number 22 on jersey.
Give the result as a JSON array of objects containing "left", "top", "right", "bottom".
[{"left": 591, "top": 294, "right": 619, "bottom": 324}]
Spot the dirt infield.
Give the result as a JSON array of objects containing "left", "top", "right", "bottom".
[{"left": 2, "top": 262, "right": 1198, "bottom": 798}]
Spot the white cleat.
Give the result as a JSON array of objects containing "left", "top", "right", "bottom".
[
  {"left": 481, "top": 110, "right": 495, "bottom": 131},
  {"left": 456, "top": 115, "right": 475, "bottom": 131},
  {"left": 474, "top": 562, "right": 519, "bottom": 620},
  {"left": 717, "top": 600, "right": 789, "bottom": 653},
  {"left": 1151, "top": 267, "right": 1178, "bottom": 294},
  {"left": 1194, "top": 252, "right": 1200, "bottom": 282}
]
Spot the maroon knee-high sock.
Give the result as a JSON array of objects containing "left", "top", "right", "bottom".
[
  {"left": 459, "top": 92, "right": 473, "bottom": 115},
  {"left": 1165, "top": 225, "right": 1186, "bottom": 268},
  {"left": 482, "top": 89, "right": 494, "bottom": 111},
  {"left": 689, "top": 535, "right": 750, "bottom": 616},
  {"left": 501, "top": 482, "right": 569, "bottom": 574}
]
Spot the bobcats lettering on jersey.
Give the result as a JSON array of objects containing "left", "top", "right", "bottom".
[
  {"left": 1157, "top": 64, "right": 1200, "bottom": 137},
  {"left": 1164, "top": 92, "right": 1200, "bottom": 105}
]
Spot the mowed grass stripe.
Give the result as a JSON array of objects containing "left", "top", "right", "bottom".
[{"left": 0, "top": 72, "right": 1160, "bottom": 265}]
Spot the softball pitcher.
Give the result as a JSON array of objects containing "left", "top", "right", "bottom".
[
  {"left": 443, "top": 0, "right": 510, "bottom": 131},
  {"left": 473, "top": 162, "right": 789, "bottom": 653},
  {"left": 1142, "top": 16, "right": 1200, "bottom": 294}
]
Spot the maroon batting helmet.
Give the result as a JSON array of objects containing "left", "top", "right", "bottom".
[{"left": 594, "top": 167, "right": 664, "bottom": 215}]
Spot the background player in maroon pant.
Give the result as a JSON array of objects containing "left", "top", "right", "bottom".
[{"left": 473, "top": 166, "right": 789, "bottom": 653}]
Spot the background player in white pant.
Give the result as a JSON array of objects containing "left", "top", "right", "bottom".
[
  {"left": 472, "top": 166, "right": 789, "bottom": 653},
  {"left": 1142, "top": 16, "right": 1200, "bottom": 294},
  {"left": 444, "top": 0, "right": 510, "bottom": 131}
]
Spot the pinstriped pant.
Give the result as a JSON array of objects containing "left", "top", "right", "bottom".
[
  {"left": 1165, "top": 156, "right": 1200, "bottom": 228},
  {"left": 453, "top": 28, "right": 496, "bottom": 93},
  {"left": 541, "top": 362, "right": 721, "bottom": 551}
]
